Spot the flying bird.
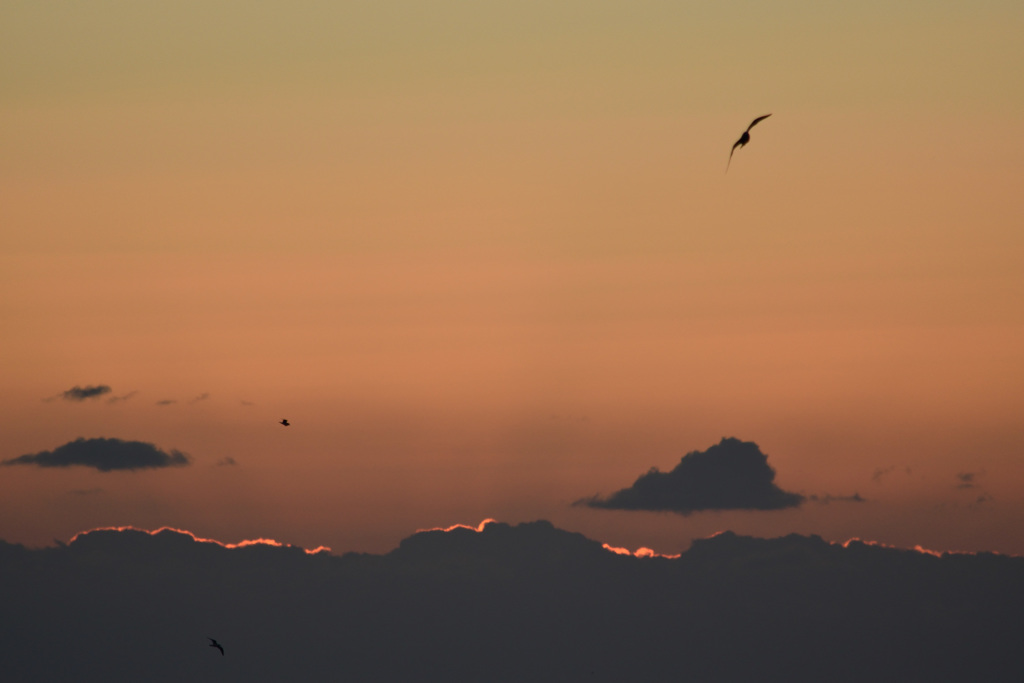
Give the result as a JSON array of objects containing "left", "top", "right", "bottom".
[
  {"left": 279, "top": 419, "right": 290, "bottom": 427},
  {"left": 208, "top": 637, "right": 224, "bottom": 656},
  {"left": 727, "top": 114, "right": 772, "bottom": 172}
]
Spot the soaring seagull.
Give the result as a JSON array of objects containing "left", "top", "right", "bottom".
[
  {"left": 208, "top": 637, "right": 225, "bottom": 656},
  {"left": 279, "top": 418, "right": 290, "bottom": 427},
  {"left": 727, "top": 114, "right": 772, "bottom": 172}
]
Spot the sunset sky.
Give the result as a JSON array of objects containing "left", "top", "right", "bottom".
[{"left": 2, "top": 0, "right": 1023, "bottom": 558}]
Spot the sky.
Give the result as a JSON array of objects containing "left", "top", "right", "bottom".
[{"left": 2, "top": 0, "right": 1023, "bottom": 558}]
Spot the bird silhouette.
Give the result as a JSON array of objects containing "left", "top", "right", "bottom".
[
  {"left": 208, "top": 637, "right": 224, "bottom": 656},
  {"left": 727, "top": 114, "right": 772, "bottom": 172},
  {"left": 279, "top": 419, "right": 290, "bottom": 427}
]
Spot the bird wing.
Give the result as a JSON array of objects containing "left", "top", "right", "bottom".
[
  {"left": 745, "top": 113, "right": 772, "bottom": 132},
  {"left": 726, "top": 138, "right": 743, "bottom": 172}
]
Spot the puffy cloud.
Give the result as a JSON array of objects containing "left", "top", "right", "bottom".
[
  {"left": 2, "top": 437, "right": 190, "bottom": 472},
  {"left": 61, "top": 385, "right": 112, "bottom": 401},
  {"left": 576, "top": 437, "right": 804, "bottom": 514}
]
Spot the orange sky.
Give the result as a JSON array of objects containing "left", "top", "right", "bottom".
[{"left": 2, "top": 0, "right": 1022, "bottom": 556}]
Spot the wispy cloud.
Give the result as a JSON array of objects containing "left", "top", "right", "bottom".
[
  {"left": 215, "top": 457, "right": 238, "bottom": 467},
  {"left": 2, "top": 437, "right": 190, "bottom": 472},
  {"left": 956, "top": 472, "right": 980, "bottom": 489},
  {"left": 575, "top": 437, "right": 804, "bottom": 514},
  {"left": 68, "top": 488, "right": 104, "bottom": 496},
  {"left": 59, "top": 385, "right": 112, "bottom": 401},
  {"left": 188, "top": 393, "right": 210, "bottom": 404},
  {"left": 155, "top": 399, "right": 177, "bottom": 406},
  {"left": 107, "top": 391, "right": 138, "bottom": 404},
  {"left": 808, "top": 493, "right": 866, "bottom": 504}
]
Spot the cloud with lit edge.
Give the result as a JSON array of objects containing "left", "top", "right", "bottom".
[
  {"left": 576, "top": 437, "right": 804, "bottom": 514},
  {"left": 3, "top": 437, "right": 190, "bottom": 472}
]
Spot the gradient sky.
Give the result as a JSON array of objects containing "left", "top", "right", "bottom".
[{"left": 2, "top": 0, "right": 1023, "bottom": 557}]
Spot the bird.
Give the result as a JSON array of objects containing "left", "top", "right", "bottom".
[
  {"left": 208, "top": 637, "right": 225, "bottom": 656},
  {"left": 279, "top": 419, "right": 290, "bottom": 427},
  {"left": 727, "top": 114, "right": 772, "bottom": 172}
]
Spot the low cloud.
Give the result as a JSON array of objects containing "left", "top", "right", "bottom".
[
  {"left": 107, "top": 391, "right": 138, "bottom": 404},
  {"left": 156, "top": 399, "right": 177, "bottom": 406},
  {"left": 2, "top": 437, "right": 190, "bottom": 472},
  {"left": 1, "top": 521, "right": 1021, "bottom": 681},
  {"left": 188, "top": 393, "right": 210, "bottom": 404},
  {"left": 576, "top": 437, "right": 804, "bottom": 514},
  {"left": 808, "top": 493, "right": 866, "bottom": 504},
  {"left": 215, "top": 457, "right": 237, "bottom": 467},
  {"left": 68, "top": 488, "right": 104, "bottom": 496},
  {"left": 956, "top": 472, "right": 980, "bottom": 489},
  {"left": 61, "top": 385, "right": 112, "bottom": 401}
]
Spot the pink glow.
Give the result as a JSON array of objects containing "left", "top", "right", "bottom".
[
  {"left": 839, "top": 537, "right": 989, "bottom": 558},
  {"left": 68, "top": 525, "right": 331, "bottom": 555},
  {"left": 601, "top": 543, "right": 681, "bottom": 559},
  {"left": 415, "top": 519, "right": 498, "bottom": 534}
]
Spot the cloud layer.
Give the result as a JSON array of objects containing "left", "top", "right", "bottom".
[
  {"left": 2, "top": 437, "right": 190, "bottom": 472},
  {"left": 0, "top": 521, "right": 1020, "bottom": 682},
  {"left": 577, "top": 437, "right": 804, "bottom": 514}
]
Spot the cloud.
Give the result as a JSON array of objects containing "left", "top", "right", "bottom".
[
  {"left": 871, "top": 466, "right": 895, "bottom": 483},
  {"left": 155, "top": 399, "right": 177, "bottom": 406},
  {"left": 60, "top": 385, "right": 112, "bottom": 401},
  {"left": 576, "top": 437, "right": 804, "bottom": 514},
  {"left": 2, "top": 438, "right": 190, "bottom": 472},
  {"left": 106, "top": 390, "right": 138, "bottom": 404},
  {"left": 67, "top": 488, "right": 104, "bottom": 496},
  {"left": 215, "top": 457, "right": 237, "bottom": 467},
  {"left": 808, "top": 493, "right": 866, "bottom": 504},
  {"left": 956, "top": 471, "right": 980, "bottom": 489},
  {"left": 188, "top": 392, "right": 210, "bottom": 404},
  {"left": 0, "top": 521, "right": 1021, "bottom": 682}
]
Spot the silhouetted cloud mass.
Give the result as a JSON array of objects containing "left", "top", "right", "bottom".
[
  {"left": 2, "top": 437, "right": 190, "bottom": 472},
  {"left": 576, "top": 437, "right": 804, "bottom": 513},
  {"left": 0, "top": 521, "right": 1020, "bottom": 682},
  {"left": 61, "top": 385, "right": 111, "bottom": 401}
]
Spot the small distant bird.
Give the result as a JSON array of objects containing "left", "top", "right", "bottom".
[
  {"left": 208, "top": 637, "right": 224, "bottom": 656},
  {"left": 727, "top": 114, "right": 772, "bottom": 172},
  {"left": 279, "top": 419, "right": 290, "bottom": 427}
]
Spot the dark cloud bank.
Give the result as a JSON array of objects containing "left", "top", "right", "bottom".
[
  {"left": 577, "top": 437, "right": 806, "bottom": 513},
  {"left": 1, "top": 521, "right": 1021, "bottom": 682},
  {"left": 2, "top": 437, "right": 190, "bottom": 472}
]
